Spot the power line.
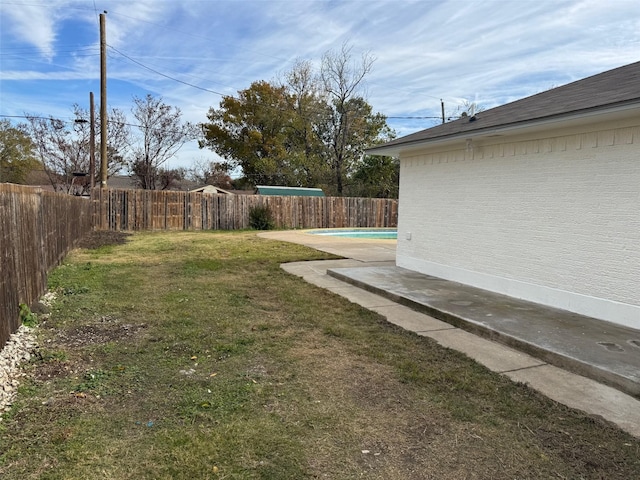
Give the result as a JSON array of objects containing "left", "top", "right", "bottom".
[
  {"left": 0, "top": 114, "right": 72, "bottom": 122},
  {"left": 107, "top": 45, "right": 228, "bottom": 97},
  {"left": 104, "top": 49, "right": 443, "bottom": 121},
  {"left": 0, "top": 114, "right": 200, "bottom": 137},
  {"left": 106, "top": 49, "right": 233, "bottom": 92},
  {"left": 0, "top": 44, "right": 97, "bottom": 52},
  {"left": 387, "top": 116, "right": 441, "bottom": 120}
]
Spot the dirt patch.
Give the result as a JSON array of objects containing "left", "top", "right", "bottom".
[
  {"left": 32, "top": 358, "right": 74, "bottom": 381},
  {"left": 77, "top": 230, "right": 132, "bottom": 249},
  {"left": 55, "top": 320, "right": 147, "bottom": 348},
  {"left": 31, "top": 317, "right": 146, "bottom": 381}
]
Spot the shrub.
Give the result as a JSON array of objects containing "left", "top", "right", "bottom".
[
  {"left": 249, "top": 205, "right": 275, "bottom": 230},
  {"left": 19, "top": 303, "right": 38, "bottom": 327}
]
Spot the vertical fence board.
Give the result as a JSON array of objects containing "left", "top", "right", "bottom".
[
  {"left": 1, "top": 185, "right": 396, "bottom": 348},
  {"left": 91, "top": 189, "right": 398, "bottom": 232},
  {"left": 0, "top": 185, "right": 91, "bottom": 348}
]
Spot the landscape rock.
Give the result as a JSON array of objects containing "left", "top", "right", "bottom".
[{"left": 0, "top": 324, "right": 37, "bottom": 418}]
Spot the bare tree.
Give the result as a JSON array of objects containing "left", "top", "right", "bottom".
[
  {"left": 130, "top": 94, "right": 198, "bottom": 190},
  {"left": 319, "top": 43, "right": 376, "bottom": 195},
  {"left": 188, "top": 159, "right": 234, "bottom": 190},
  {"left": 200, "top": 45, "right": 392, "bottom": 195},
  {"left": 73, "top": 105, "right": 131, "bottom": 182},
  {"left": 25, "top": 113, "right": 89, "bottom": 194},
  {"left": 447, "top": 99, "right": 485, "bottom": 121},
  {"left": 26, "top": 105, "right": 130, "bottom": 194},
  {"left": 157, "top": 167, "right": 187, "bottom": 191}
]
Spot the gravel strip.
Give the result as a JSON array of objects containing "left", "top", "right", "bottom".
[
  {"left": 0, "top": 325, "right": 37, "bottom": 418},
  {"left": 0, "top": 292, "right": 54, "bottom": 419}
]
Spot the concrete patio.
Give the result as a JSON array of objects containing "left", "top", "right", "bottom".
[{"left": 258, "top": 230, "right": 640, "bottom": 437}]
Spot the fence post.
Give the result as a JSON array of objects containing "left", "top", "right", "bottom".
[
  {"left": 0, "top": 185, "right": 92, "bottom": 348},
  {"left": 90, "top": 188, "right": 398, "bottom": 232}
]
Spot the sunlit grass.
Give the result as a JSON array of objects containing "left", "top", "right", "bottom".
[{"left": 1, "top": 231, "right": 638, "bottom": 479}]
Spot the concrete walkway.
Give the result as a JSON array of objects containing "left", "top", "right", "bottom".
[{"left": 258, "top": 231, "right": 640, "bottom": 438}]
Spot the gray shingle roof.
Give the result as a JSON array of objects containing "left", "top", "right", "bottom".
[{"left": 371, "top": 61, "right": 640, "bottom": 153}]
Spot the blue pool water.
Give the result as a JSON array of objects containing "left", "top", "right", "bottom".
[{"left": 308, "top": 228, "right": 397, "bottom": 239}]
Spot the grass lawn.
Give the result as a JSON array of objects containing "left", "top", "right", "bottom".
[{"left": 1, "top": 231, "right": 638, "bottom": 479}]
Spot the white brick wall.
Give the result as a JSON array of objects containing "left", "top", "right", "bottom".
[{"left": 397, "top": 121, "right": 640, "bottom": 329}]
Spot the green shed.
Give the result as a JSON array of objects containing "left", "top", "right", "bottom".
[{"left": 256, "top": 186, "right": 325, "bottom": 197}]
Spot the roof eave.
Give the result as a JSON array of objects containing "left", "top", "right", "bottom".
[{"left": 367, "top": 101, "right": 640, "bottom": 157}]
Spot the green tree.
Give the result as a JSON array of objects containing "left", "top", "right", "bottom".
[
  {"left": 281, "top": 59, "right": 328, "bottom": 187},
  {"left": 316, "top": 95, "right": 395, "bottom": 196},
  {"left": 348, "top": 155, "right": 399, "bottom": 198},
  {"left": 201, "top": 81, "right": 299, "bottom": 187},
  {"left": 201, "top": 48, "right": 394, "bottom": 195},
  {"left": 0, "top": 119, "right": 39, "bottom": 184}
]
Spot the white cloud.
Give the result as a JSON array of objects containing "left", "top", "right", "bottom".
[
  {"left": 0, "top": 2, "right": 59, "bottom": 59},
  {"left": 1, "top": 0, "right": 639, "bottom": 169}
]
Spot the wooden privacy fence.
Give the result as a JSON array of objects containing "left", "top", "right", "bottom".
[
  {"left": 0, "top": 184, "right": 92, "bottom": 348},
  {"left": 92, "top": 189, "right": 398, "bottom": 231},
  {"left": 0, "top": 185, "right": 395, "bottom": 347}
]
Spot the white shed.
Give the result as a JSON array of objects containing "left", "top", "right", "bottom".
[{"left": 368, "top": 62, "right": 640, "bottom": 329}]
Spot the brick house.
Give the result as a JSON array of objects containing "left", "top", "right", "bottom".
[{"left": 367, "top": 61, "right": 640, "bottom": 329}]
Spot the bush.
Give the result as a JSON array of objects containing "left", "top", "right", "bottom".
[
  {"left": 19, "top": 303, "right": 38, "bottom": 327},
  {"left": 249, "top": 205, "right": 275, "bottom": 230}
]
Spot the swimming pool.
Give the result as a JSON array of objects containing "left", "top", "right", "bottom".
[{"left": 307, "top": 228, "right": 397, "bottom": 239}]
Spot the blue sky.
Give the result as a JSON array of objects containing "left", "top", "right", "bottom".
[{"left": 1, "top": 0, "right": 639, "bottom": 170}]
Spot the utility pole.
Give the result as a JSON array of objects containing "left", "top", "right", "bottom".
[
  {"left": 89, "top": 92, "right": 96, "bottom": 189},
  {"left": 441, "top": 99, "right": 445, "bottom": 124},
  {"left": 99, "top": 12, "right": 108, "bottom": 188}
]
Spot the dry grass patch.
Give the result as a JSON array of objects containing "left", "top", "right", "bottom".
[{"left": 0, "top": 231, "right": 638, "bottom": 480}]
